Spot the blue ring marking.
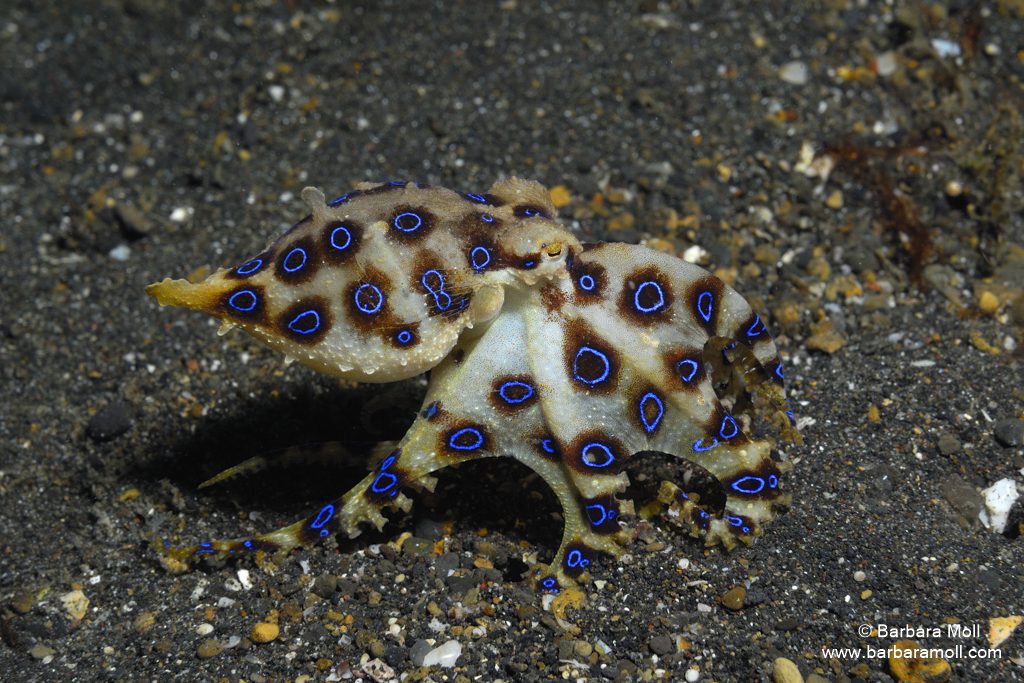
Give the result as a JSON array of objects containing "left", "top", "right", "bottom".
[
  {"left": 196, "top": 542, "right": 214, "bottom": 554},
  {"left": 522, "top": 207, "right": 544, "bottom": 218},
  {"left": 464, "top": 192, "right": 487, "bottom": 203},
  {"left": 395, "top": 329, "right": 413, "bottom": 345},
  {"left": 392, "top": 211, "right": 423, "bottom": 233},
  {"left": 676, "top": 358, "right": 699, "bottom": 383},
  {"left": 696, "top": 290, "right": 714, "bottom": 322},
  {"left": 540, "top": 438, "right": 557, "bottom": 454},
  {"left": 731, "top": 476, "right": 766, "bottom": 495},
  {"left": 579, "top": 274, "right": 596, "bottom": 291},
  {"left": 566, "top": 549, "right": 589, "bottom": 568},
  {"left": 235, "top": 258, "right": 263, "bottom": 276},
  {"left": 228, "top": 289, "right": 258, "bottom": 312},
  {"left": 421, "top": 270, "right": 453, "bottom": 312},
  {"left": 786, "top": 410, "right": 796, "bottom": 425},
  {"left": 310, "top": 504, "right": 334, "bottom": 529},
  {"left": 448, "top": 427, "right": 484, "bottom": 451},
  {"left": 698, "top": 510, "right": 710, "bottom": 519},
  {"left": 380, "top": 454, "right": 397, "bottom": 471},
  {"left": 423, "top": 401, "right": 440, "bottom": 420},
  {"left": 774, "top": 363, "right": 785, "bottom": 381},
  {"left": 719, "top": 414, "right": 739, "bottom": 440},
  {"left": 634, "top": 281, "right": 666, "bottom": 313},
  {"left": 330, "top": 225, "right": 352, "bottom": 251},
  {"left": 727, "top": 515, "right": 743, "bottom": 527},
  {"left": 581, "top": 442, "right": 615, "bottom": 468},
  {"left": 692, "top": 437, "right": 719, "bottom": 452},
  {"left": 283, "top": 247, "right": 307, "bottom": 273},
  {"left": 329, "top": 193, "right": 352, "bottom": 206},
  {"left": 573, "top": 346, "right": 611, "bottom": 385},
  {"left": 470, "top": 246, "right": 491, "bottom": 271},
  {"left": 480, "top": 213, "right": 495, "bottom": 223},
  {"left": 541, "top": 577, "right": 559, "bottom": 593},
  {"left": 585, "top": 503, "right": 615, "bottom": 526},
  {"left": 288, "top": 309, "right": 321, "bottom": 335},
  {"left": 747, "top": 314, "right": 766, "bottom": 337},
  {"left": 355, "top": 283, "right": 384, "bottom": 314},
  {"left": 768, "top": 474, "right": 779, "bottom": 488},
  {"left": 522, "top": 259, "right": 536, "bottom": 269},
  {"left": 243, "top": 539, "right": 253, "bottom": 549},
  {"left": 498, "top": 380, "right": 534, "bottom": 405},
  {"left": 371, "top": 471, "right": 398, "bottom": 494},
  {"left": 388, "top": 180, "right": 405, "bottom": 186},
  {"left": 639, "top": 391, "right": 664, "bottom": 434}
]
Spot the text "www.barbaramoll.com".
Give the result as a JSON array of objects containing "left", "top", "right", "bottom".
[{"left": 820, "top": 624, "right": 1003, "bottom": 661}]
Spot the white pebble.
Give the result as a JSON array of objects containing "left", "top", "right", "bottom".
[
  {"left": 931, "top": 38, "right": 961, "bottom": 58},
  {"left": 237, "top": 569, "right": 253, "bottom": 590},
  {"left": 875, "top": 51, "right": 897, "bottom": 77},
  {"left": 196, "top": 623, "right": 214, "bottom": 636},
  {"left": 979, "top": 478, "right": 1021, "bottom": 533},
  {"left": 854, "top": 570, "right": 866, "bottom": 582},
  {"left": 778, "top": 60, "right": 808, "bottom": 85},
  {"left": 421, "top": 639, "right": 462, "bottom": 668},
  {"left": 686, "top": 668, "right": 700, "bottom": 682},
  {"left": 268, "top": 85, "right": 285, "bottom": 102},
  {"left": 169, "top": 206, "right": 193, "bottom": 223},
  {"left": 108, "top": 244, "right": 131, "bottom": 261}
]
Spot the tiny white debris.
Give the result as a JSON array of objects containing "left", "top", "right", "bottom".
[
  {"left": 196, "top": 623, "right": 214, "bottom": 636},
  {"left": 190, "top": 578, "right": 208, "bottom": 602},
  {"left": 682, "top": 244, "right": 708, "bottom": 264},
  {"left": 88, "top": 575, "right": 102, "bottom": 585},
  {"left": 109, "top": 244, "right": 131, "bottom": 261},
  {"left": 268, "top": 85, "right": 285, "bottom": 102},
  {"left": 217, "top": 597, "right": 236, "bottom": 608},
  {"left": 237, "top": 568, "right": 253, "bottom": 590},
  {"left": 778, "top": 60, "right": 809, "bottom": 85},
  {"left": 697, "top": 602, "right": 712, "bottom": 613},
  {"left": 875, "top": 51, "right": 898, "bottom": 76},
  {"left": 224, "top": 635, "right": 242, "bottom": 649},
  {"left": 685, "top": 668, "right": 701, "bottom": 682},
  {"left": 169, "top": 206, "right": 193, "bottom": 223},
  {"left": 677, "top": 557, "right": 690, "bottom": 570},
  {"left": 979, "top": 478, "right": 1020, "bottom": 534},
  {"left": 224, "top": 577, "right": 242, "bottom": 592},
  {"left": 421, "top": 639, "right": 462, "bottom": 668},
  {"left": 931, "top": 38, "right": 961, "bottom": 58},
  {"left": 910, "top": 360, "right": 936, "bottom": 367},
  {"left": 541, "top": 592, "right": 556, "bottom": 610}
]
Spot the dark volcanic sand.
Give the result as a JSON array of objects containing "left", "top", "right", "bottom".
[{"left": 2, "top": 1, "right": 1023, "bottom": 681}]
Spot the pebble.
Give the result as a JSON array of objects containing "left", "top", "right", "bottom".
[
  {"left": 421, "top": 639, "right": 462, "bottom": 668},
  {"left": 825, "top": 189, "right": 843, "bottom": 209},
  {"left": 721, "top": 586, "right": 746, "bottom": 610},
  {"left": 772, "top": 657, "right": 803, "bottom": 683},
  {"left": 648, "top": 634, "right": 674, "bottom": 655},
  {"left": 573, "top": 640, "right": 593, "bottom": 657},
  {"left": 30, "top": 644, "right": 56, "bottom": 661},
  {"left": 250, "top": 622, "right": 280, "bottom": 643},
  {"left": 10, "top": 589, "right": 35, "bottom": 614},
  {"left": 60, "top": 589, "right": 89, "bottom": 623},
  {"left": 196, "top": 639, "right": 223, "bottom": 659},
  {"left": 402, "top": 537, "right": 434, "bottom": 557},
  {"left": 409, "top": 639, "right": 433, "bottom": 666},
  {"left": 195, "top": 622, "right": 214, "bottom": 636},
  {"left": 311, "top": 573, "right": 337, "bottom": 598},
  {"left": 936, "top": 433, "right": 960, "bottom": 455},
  {"left": 778, "top": 60, "right": 809, "bottom": 85},
  {"left": 994, "top": 418, "right": 1024, "bottom": 447},
  {"left": 86, "top": 401, "right": 133, "bottom": 442},
  {"left": 888, "top": 639, "right": 950, "bottom": 682}
]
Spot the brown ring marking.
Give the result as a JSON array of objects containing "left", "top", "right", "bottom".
[
  {"left": 277, "top": 296, "right": 332, "bottom": 345},
  {"left": 274, "top": 234, "right": 321, "bottom": 284},
  {"left": 564, "top": 430, "right": 628, "bottom": 475},
  {"left": 563, "top": 320, "right": 620, "bottom": 394},
  {"left": 723, "top": 458, "right": 784, "bottom": 500},
  {"left": 581, "top": 494, "right": 621, "bottom": 535},
  {"left": 663, "top": 347, "right": 706, "bottom": 392},
  {"left": 321, "top": 219, "right": 364, "bottom": 265},
  {"left": 567, "top": 257, "right": 608, "bottom": 303},
  {"left": 489, "top": 374, "right": 539, "bottom": 413},
  {"left": 221, "top": 284, "right": 268, "bottom": 325},
  {"left": 226, "top": 249, "right": 272, "bottom": 280},
  {"left": 439, "top": 420, "right": 492, "bottom": 458},
  {"left": 618, "top": 265, "right": 674, "bottom": 326},
  {"left": 704, "top": 402, "right": 750, "bottom": 447},
  {"left": 686, "top": 275, "right": 725, "bottom": 337},
  {"left": 387, "top": 204, "right": 437, "bottom": 242}
]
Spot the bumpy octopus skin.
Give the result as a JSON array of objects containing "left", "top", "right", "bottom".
[{"left": 148, "top": 178, "right": 800, "bottom": 591}]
